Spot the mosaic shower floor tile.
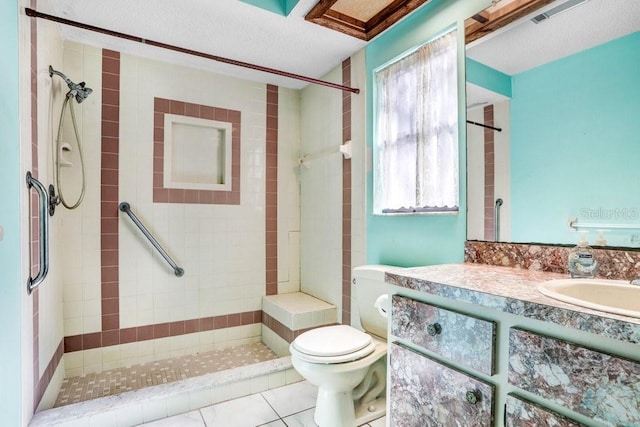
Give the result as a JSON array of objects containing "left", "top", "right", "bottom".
[{"left": 54, "top": 343, "right": 277, "bottom": 407}]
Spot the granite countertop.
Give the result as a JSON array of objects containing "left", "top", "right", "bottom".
[{"left": 385, "top": 263, "right": 640, "bottom": 345}]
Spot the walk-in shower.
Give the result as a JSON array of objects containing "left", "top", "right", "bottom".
[
  {"left": 49, "top": 65, "right": 92, "bottom": 212},
  {"left": 29, "top": 40, "right": 310, "bottom": 425}
]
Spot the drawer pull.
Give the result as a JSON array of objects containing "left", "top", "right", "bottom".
[
  {"left": 465, "top": 390, "right": 481, "bottom": 405},
  {"left": 426, "top": 323, "right": 442, "bottom": 336}
]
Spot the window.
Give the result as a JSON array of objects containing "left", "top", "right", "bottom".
[{"left": 374, "top": 29, "right": 459, "bottom": 214}]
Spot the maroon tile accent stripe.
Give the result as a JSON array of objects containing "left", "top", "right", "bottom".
[
  {"left": 29, "top": 2, "right": 64, "bottom": 409},
  {"left": 341, "top": 58, "right": 352, "bottom": 325},
  {"left": 265, "top": 85, "right": 278, "bottom": 296},
  {"left": 30, "top": 4, "right": 65, "bottom": 408},
  {"left": 34, "top": 341, "right": 63, "bottom": 407},
  {"left": 152, "top": 97, "right": 241, "bottom": 205},
  {"left": 483, "top": 105, "right": 495, "bottom": 241},
  {"left": 101, "top": 49, "right": 121, "bottom": 333},
  {"left": 64, "top": 310, "right": 263, "bottom": 353},
  {"left": 262, "top": 312, "right": 335, "bottom": 344}
]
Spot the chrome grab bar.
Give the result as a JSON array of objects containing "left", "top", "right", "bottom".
[
  {"left": 494, "top": 198, "right": 503, "bottom": 242},
  {"left": 26, "top": 172, "right": 50, "bottom": 294},
  {"left": 119, "top": 202, "right": 184, "bottom": 277}
]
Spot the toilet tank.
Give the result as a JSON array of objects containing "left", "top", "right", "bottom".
[{"left": 353, "top": 265, "right": 399, "bottom": 339}]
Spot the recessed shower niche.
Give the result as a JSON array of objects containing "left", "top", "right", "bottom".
[{"left": 163, "top": 114, "right": 233, "bottom": 191}]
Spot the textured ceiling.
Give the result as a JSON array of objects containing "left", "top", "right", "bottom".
[
  {"left": 46, "top": 0, "right": 367, "bottom": 90},
  {"left": 466, "top": 0, "right": 640, "bottom": 108},
  {"left": 45, "top": 0, "right": 638, "bottom": 94},
  {"left": 467, "top": 0, "right": 640, "bottom": 75}
]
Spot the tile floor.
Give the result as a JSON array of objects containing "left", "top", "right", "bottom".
[
  {"left": 56, "top": 343, "right": 278, "bottom": 407},
  {"left": 139, "top": 380, "right": 386, "bottom": 427}
]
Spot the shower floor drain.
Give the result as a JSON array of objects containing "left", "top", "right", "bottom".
[{"left": 54, "top": 342, "right": 277, "bottom": 407}]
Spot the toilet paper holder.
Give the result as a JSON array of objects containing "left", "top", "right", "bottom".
[{"left": 374, "top": 294, "right": 389, "bottom": 318}]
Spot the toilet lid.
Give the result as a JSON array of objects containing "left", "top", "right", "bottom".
[{"left": 292, "top": 325, "right": 373, "bottom": 357}]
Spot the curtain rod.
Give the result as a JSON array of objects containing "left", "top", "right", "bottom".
[
  {"left": 466, "top": 120, "right": 502, "bottom": 132},
  {"left": 25, "top": 8, "right": 360, "bottom": 94}
]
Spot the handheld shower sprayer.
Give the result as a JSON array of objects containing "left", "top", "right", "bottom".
[
  {"left": 48, "top": 65, "right": 91, "bottom": 214},
  {"left": 49, "top": 65, "right": 93, "bottom": 104}
]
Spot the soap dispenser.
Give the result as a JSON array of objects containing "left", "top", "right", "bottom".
[{"left": 567, "top": 232, "right": 599, "bottom": 278}]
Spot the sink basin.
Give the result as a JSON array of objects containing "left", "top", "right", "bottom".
[{"left": 537, "top": 279, "right": 640, "bottom": 319}]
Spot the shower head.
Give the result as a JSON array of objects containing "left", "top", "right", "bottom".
[
  {"left": 71, "top": 84, "right": 93, "bottom": 104},
  {"left": 49, "top": 65, "right": 93, "bottom": 104}
]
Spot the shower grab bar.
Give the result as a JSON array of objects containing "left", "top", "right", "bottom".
[
  {"left": 26, "top": 172, "right": 50, "bottom": 294},
  {"left": 494, "top": 198, "right": 503, "bottom": 242},
  {"left": 119, "top": 202, "right": 184, "bottom": 277}
]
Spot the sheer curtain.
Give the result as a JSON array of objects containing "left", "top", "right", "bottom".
[{"left": 374, "top": 29, "right": 458, "bottom": 214}]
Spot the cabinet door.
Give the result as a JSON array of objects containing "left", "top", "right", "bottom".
[
  {"left": 391, "top": 295, "right": 496, "bottom": 375},
  {"left": 505, "top": 394, "right": 586, "bottom": 427},
  {"left": 509, "top": 328, "right": 640, "bottom": 426},
  {"left": 389, "top": 343, "right": 494, "bottom": 427}
]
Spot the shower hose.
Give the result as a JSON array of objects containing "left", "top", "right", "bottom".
[{"left": 55, "top": 92, "right": 86, "bottom": 209}]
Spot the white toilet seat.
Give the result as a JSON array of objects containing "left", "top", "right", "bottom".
[{"left": 291, "top": 325, "right": 376, "bottom": 364}]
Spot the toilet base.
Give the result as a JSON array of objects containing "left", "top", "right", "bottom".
[
  {"left": 313, "top": 391, "right": 387, "bottom": 427},
  {"left": 314, "top": 389, "right": 356, "bottom": 427},
  {"left": 355, "top": 396, "right": 386, "bottom": 425}
]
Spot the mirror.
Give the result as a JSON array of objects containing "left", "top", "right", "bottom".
[{"left": 464, "top": 0, "right": 640, "bottom": 247}]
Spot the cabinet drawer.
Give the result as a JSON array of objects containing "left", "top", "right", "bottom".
[
  {"left": 389, "top": 343, "right": 494, "bottom": 427},
  {"left": 505, "top": 394, "right": 585, "bottom": 426},
  {"left": 391, "top": 295, "right": 496, "bottom": 375},
  {"left": 508, "top": 328, "right": 640, "bottom": 426}
]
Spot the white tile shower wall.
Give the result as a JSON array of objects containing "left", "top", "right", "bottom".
[
  {"left": 60, "top": 42, "right": 103, "bottom": 339},
  {"left": 33, "top": 15, "right": 67, "bottom": 410},
  {"left": 277, "top": 88, "right": 301, "bottom": 294},
  {"left": 59, "top": 43, "right": 301, "bottom": 374},
  {"left": 119, "top": 54, "right": 267, "bottom": 325},
  {"left": 36, "top": 19, "right": 62, "bottom": 370},
  {"left": 300, "top": 66, "right": 343, "bottom": 317},
  {"left": 349, "top": 50, "right": 368, "bottom": 327}
]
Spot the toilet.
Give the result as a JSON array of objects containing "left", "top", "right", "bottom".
[{"left": 289, "top": 265, "right": 393, "bottom": 427}]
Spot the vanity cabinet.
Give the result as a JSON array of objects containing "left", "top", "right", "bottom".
[
  {"left": 391, "top": 295, "right": 496, "bottom": 375},
  {"left": 508, "top": 328, "right": 640, "bottom": 426},
  {"left": 505, "top": 394, "right": 586, "bottom": 427},
  {"left": 389, "top": 343, "right": 495, "bottom": 426},
  {"left": 387, "top": 270, "right": 640, "bottom": 427},
  {"left": 389, "top": 296, "right": 496, "bottom": 426}
]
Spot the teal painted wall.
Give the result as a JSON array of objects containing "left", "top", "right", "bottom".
[
  {"left": 284, "top": 0, "right": 299, "bottom": 15},
  {"left": 0, "top": 1, "right": 24, "bottom": 424},
  {"left": 466, "top": 57, "right": 512, "bottom": 98},
  {"left": 365, "top": 0, "right": 490, "bottom": 267},
  {"left": 510, "top": 32, "right": 640, "bottom": 245}
]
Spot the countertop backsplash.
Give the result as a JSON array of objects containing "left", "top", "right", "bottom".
[{"left": 464, "top": 240, "right": 640, "bottom": 281}]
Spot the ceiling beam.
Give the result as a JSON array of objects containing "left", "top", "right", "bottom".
[{"left": 465, "top": 0, "right": 556, "bottom": 44}]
